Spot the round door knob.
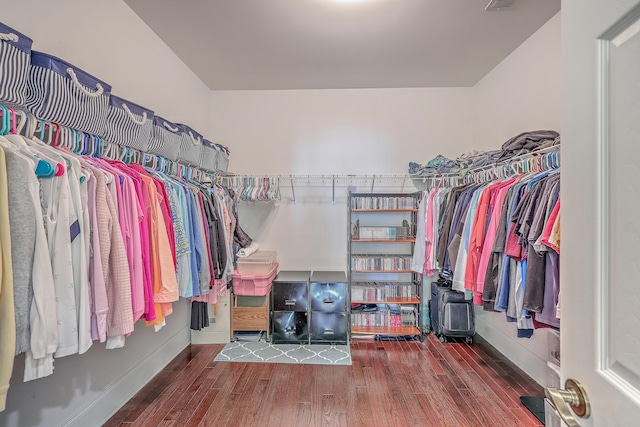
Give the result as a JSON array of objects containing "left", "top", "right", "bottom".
[{"left": 545, "top": 378, "right": 590, "bottom": 427}]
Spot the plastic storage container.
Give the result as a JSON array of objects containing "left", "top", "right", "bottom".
[
  {"left": 232, "top": 262, "right": 279, "bottom": 296},
  {"left": 236, "top": 251, "right": 278, "bottom": 275}
]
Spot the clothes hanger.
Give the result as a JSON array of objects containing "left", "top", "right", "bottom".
[
  {"left": 88, "top": 135, "right": 95, "bottom": 157},
  {"left": 101, "top": 141, "right": 110, "bottom": 159},
  {"left": 252, "top": 177, "right": 259, "bottom": 200},
  {"left": 14, "top": 109, "right": 28, "bottom": 136},
  {"left": 34, "top": 120, "right": 44, "bottom": 141},
  {"left": 118, "top": 145, "right": 127, "bottom": 163},
  {"left": 258, "top": 177, "right": 264, "bottom": 201},
  {"left": 0, "top": 105, "right": 9, "bottom": 135},
  {"left": 37, "top": 122, "right": 56, "bottom": 146},
  {"left": 4, "top": 133, "right": 57, "bottom": 178},
  {"left": 21, "top": 111, "right": 33, "bottom": 139},
  {"left": 103, "top": 141, "right": 113, "bottom": 160},
  {"left": 79, "top": 132, "right": 87, "bottom": 156},
  {"left": 6, "top": 107, "right": 16, "bottom": 135},
  {"left": 67, "top": 129, "right": 75, "bottom": 152},
  {"left": 59, "top": 126, "right": 71, "bottom": 151},
  {"left": 259, "top": 177, "right": 269, "bottom": 201},
  {"left": 25, "top": 111, "right": 37, "bottom": 139},
  {"left": 89, "top": 135, "right": 98, "bottom": 158},
  {"left": 0, "top": 135, "right": 51, "bottom": 178},
  {"left": 53, "top": 123, "right": 62, "bottom": 148},
  {"left": 78, "top": 132, "right": 87, "bottom": 155}
]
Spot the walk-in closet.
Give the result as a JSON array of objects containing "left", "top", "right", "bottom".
[{"left": 1, "top": 0, "right": 639, "bottom": 426}]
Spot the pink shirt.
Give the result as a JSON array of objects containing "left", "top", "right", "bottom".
[
  {"left": 474, "top": 179, "right": 517, "bottom": 304},
  {"left": 155, "top": 179, "right": 176, "bottom": 268},
  {"left": 464, "top": 182, "right": 502, "bottom": 292},
  {"left": 129, "top": 165, "right": 178, "bottom": 305},
  {"left": 117, "top": 165, "right": 155, "bottom": 322},
  {"left": 92, "top": 163, "right": 134, "bottom": 337},
  {"left": 423, "top": 188, "right": 439, "bottom": 275},
  {"left": 541, "top": 199, "right": 560, "bottom": 253},
  {"left": 104, "top": 160, "right": 146, "bottom": 323},
  {"left": 84, "top": 168, "right": 108, "bottom": 343}
]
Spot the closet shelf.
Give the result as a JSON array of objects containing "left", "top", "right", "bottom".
[
  {"left": 352, "top": 297, "right": 420, "bottom": 304},
  {"left": 352, "top": 209, "right": 418, "bottom": 213},
  {"left": 351, "top": 238, "right": 416, "bottom": 243},
  {"left": 352, "top": 270, "right": 415, "bottom": 273},
  {"left": 348, "top": 192, "right": 423, "bottom": 341},
  {"left": 351, "top": 326, "right": 421, "bottom": 336}
]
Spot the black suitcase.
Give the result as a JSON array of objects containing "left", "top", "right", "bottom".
[{"left": 430, "top": 280, "right": 475, "bottom": 344}]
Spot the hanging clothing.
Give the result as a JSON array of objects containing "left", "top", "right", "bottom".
[
  {"left": 5, "top": 148, "right": 37, "bottom": 355},
  {"left": 412, "top": 162, "right": 561, "bottom": 340},
  {"left": 0, "top": 147, "right": 16, "bottom": 412},
  {"left": 0, "top": 131, "right": 241, "bottom": 390}
]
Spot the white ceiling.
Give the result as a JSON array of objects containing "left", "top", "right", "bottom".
[{"left": 124, "top": 0, "right": 560, "bottom": 90}]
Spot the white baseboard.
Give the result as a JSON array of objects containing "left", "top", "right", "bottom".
[
  {"left": 475, "top": 314, "right": 548, "bottom": 387},
  {"left": 62, "top": 325, "right": 190, "bottom": 427}
]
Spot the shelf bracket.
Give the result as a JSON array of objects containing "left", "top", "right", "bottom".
[
  {"left": 332, "top": 175, "right": 336, "bottom": 205},
  {"left": 290, "top": 175, "right": 296, "bottom": 204},
  {"left": 400, "top": 176, "right": 406, "bottom": 193},
  {"left": 371, "top": 175, "right": 376, "bottom": 193}
]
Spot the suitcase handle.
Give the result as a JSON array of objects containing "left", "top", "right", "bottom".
[
  {"left": 323, "top": 299, "right": 334, "bottom": 305},
  {"left": 285, "top": 299, "right": 296, "bottom": 306},
  {"left": 323, "top": 329, "right": 335, "bottom": 334},
  {"left": 284, "top": 327, "right": 296, "bottom": 333}
]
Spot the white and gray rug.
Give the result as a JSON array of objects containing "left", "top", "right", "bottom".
[{"left": 214, "top": 341, "right": 352, "bottom": 365}]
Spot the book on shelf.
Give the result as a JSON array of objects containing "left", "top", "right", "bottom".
[
  {"left": 350, "top": 304, "right": 418, "bottom": 328},
  {"left": 350, "top": 255, "right": 413, "bottom": 271},
  {"left": 351, "top": 196, "right": 416, "bottom": 210},
  {"left": 351, "top": 282, "right": 417, "bottom": 301},
  {"left": 358, "top": 226, "right": 397, "bottom": 240}
]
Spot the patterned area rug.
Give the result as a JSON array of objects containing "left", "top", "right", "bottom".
[{"left": 214, "top": 341, "right": 352, "bottom": 365}]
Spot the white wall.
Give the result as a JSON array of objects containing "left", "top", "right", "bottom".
[
  {"left": 212, "top": 12, "right": 562, "bottom": 387},
  {"left": 0, "top": 3, "right": 561, "bottom": 424},
  {"left": 473, "top": 14, "right": 562, "bottom": 148},
  {"left": 471, "top": 12, "right": 562, "bottom": 386},
  {"left": 210, "top": 88, "right": 479, "bottom": 271},
  {"left": 0, "top": 1, "right": 212, "bottom": 426}
]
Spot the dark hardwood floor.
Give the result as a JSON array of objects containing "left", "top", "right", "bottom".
[{"left": 104, "top": 334, "right": 544, "bottom": 427}]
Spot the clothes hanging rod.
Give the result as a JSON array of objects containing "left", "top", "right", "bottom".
[
  {"left": 222, "top": 173, "right": 447, "bottom": 180},
  {"left": 461, "top": 145, "right": 560, "bottom": 176},
  {"left": 222, "top": 146, "right": 560, "bottom": 185}
]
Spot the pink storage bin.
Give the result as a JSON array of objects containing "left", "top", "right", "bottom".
[{"left": 232, "top": 262, "right": 279, "bottom": 296}]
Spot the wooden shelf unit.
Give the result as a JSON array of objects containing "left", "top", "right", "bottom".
[
  {"left": 230, "top": 292, "right": 270, "bottom": 340},
  {"left": 348, "top": 191, "right": 423, "bottom": 341}
]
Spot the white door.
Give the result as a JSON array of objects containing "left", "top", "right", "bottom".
[{"left": 561, "top": 0, "right": 640, "bottom": 425}]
